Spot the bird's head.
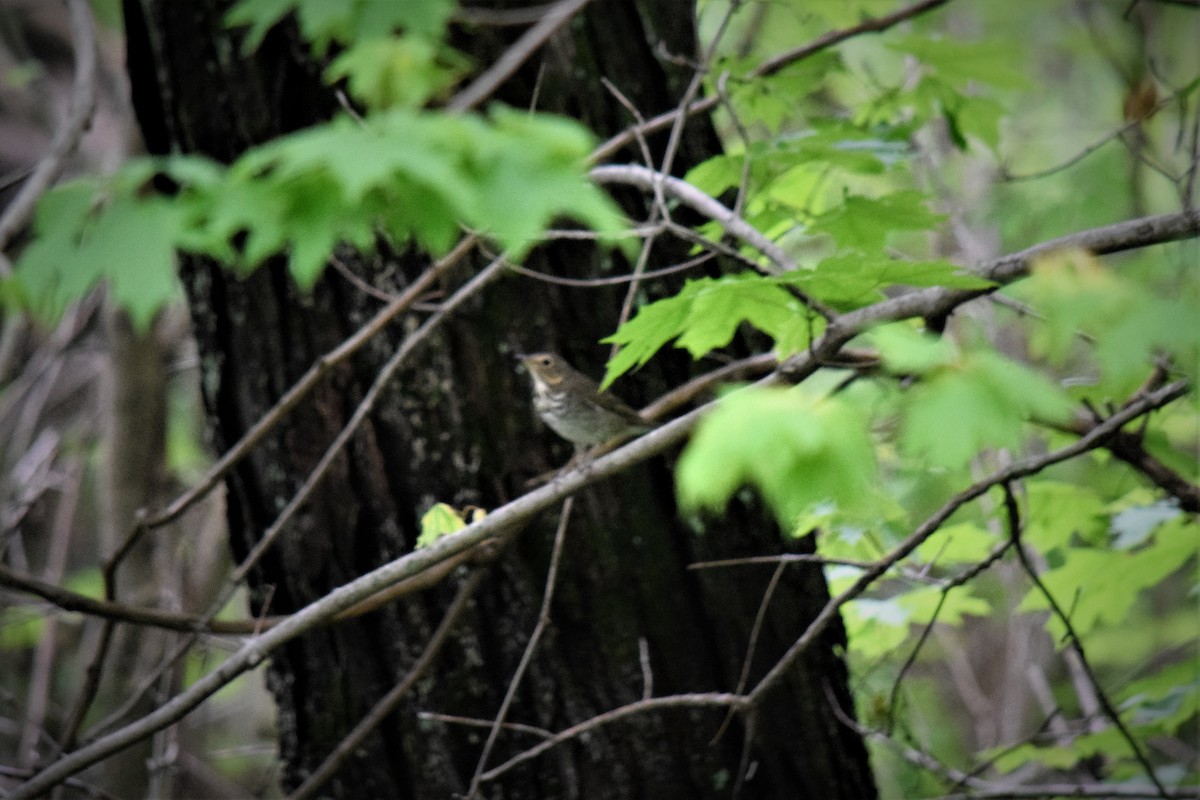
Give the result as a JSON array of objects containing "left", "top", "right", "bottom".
[{"left": 519, "top": 352, "right": 568, "bottom": 387}]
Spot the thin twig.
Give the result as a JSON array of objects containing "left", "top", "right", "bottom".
[
  {"left": 467, "top": 497, "right": 574, "bottom": 797},
  {"left": 417, "top": 712, "right": 554, "bottom": 740},
  {"left": 591, "top": 0, "right": 953, "bottom": 162},
  {"left": 508, "top": 251, "right": 713, "bottom": 287},
  {"left": 1001, "top": 87, "right": 1191, "bottom": 182},
  {"left": 447, "top": 0, "right": 592, "bottom": 112},
  {"left": 745, "top": 381, "right": 1190, "bottom": 708},
  {"left": 288, "top": 569, "right": 488, "bottom": 800},
  {"left": 477, "top": 693, "right": 744, "bottom": 784},
  {"left": 135, "top": 236, "right": 476, "bottom": 534},
  {"left": 687, "top": 551, "right": 875, "bottom": 571},
  {"left": 1003, "top": 484, "right": 1171, "bottom": 798},
  {"left": 711, "top": 560, "right": 787, "bottom": 745},
  {"left": 884, "top": 539, "right": 1013, "bottom": 733},
  {"left": 0, "top": 0, "right": 98, "bottom": 263}
]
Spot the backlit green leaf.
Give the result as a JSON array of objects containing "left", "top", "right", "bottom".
[{"left": 677, "top": 387, "right": 877, "bottom": 530}]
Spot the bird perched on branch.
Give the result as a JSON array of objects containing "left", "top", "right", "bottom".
[{"left": 518, "top": 352, "right": 649, "bottom": 447}]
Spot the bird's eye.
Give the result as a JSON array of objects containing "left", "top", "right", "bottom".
[{"left": 538, "top": 356, "right": 551, "bottom": 366}]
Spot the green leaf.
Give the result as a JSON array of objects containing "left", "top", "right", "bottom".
[
  {"left": 0, "top": 608, "right": 43, "bottom": 649},
  {"left": 844, "top": 585, "right": 990, "bottom": 660},
  {"left": 326, "top": 36, "right": 466, "bottom": 110},
  {"left": 1023, "top": 481, "right": 1106, "bottom": 552},
  {"left": 416, "top": 502, "right": 472, "bottom": 548},
  {"left": 1109, "top": 499, "right": 1181, "bottom": 551},
  {"left": 781, "top": 254, "right": 991, "bottom": 309},
  {"left": 988, "top": 740, "right": 1106, "bottom": 775},
  {"left": 914, "top": 522, "right": 998, "bottom": 564},
  {"left": 1120, "top": 660, "right": 1199, "bottom": 732},
  {"left": 192, "top": 106, "right": 622, "bottom": 278},
  {"left": 676, "top": 387, "right": 877, "bottom": 530},
  {"left": 602, "top": 274, "right": 816, "bottom": 388},
  {"left": 228, "top": 0, "right": 456, "bottom": 54},
  {"left": 899, "top": 350, "right": 1074, "bottom": 468},
  {"left": 13, "top": 176, "right": 182, "bottom": 330},
  {"left": 808, "top": 191, "right": 944, "bottom": 253},
  {"left": 601, "top": 291, "right": 694, "bottom": 387},
  {"left": 1018, "top": 519, "right": 1197, "bottom": 643},
  {"left": 226, "top": 0, "right": 296, "bottom": 52},
  {"left": 867, "top": 324, "right": 957, "bottom": 373},
  {"left": 1010, "top": 248, "right": 1199, "bottom": 395},
  {"left": 842, "top": 597, "right": 912, "bottom": 658},
  {"left": 889, "top": 35, "right": 1032, "bottom": 91}
]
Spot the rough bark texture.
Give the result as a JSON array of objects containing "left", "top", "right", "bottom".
[{"left": 122, "top": 0, "right": 877, "bottom": 796}]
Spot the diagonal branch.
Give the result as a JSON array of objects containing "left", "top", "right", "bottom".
[
  {"left": 0, "top": 0, "right": 98, "bottom": 264},
  {"left": 805, "top": 209, "right": 1200, "bottom": 364},
  {"left": 591, "top": 0, "right": 953, "bottom": 162},
  {"left": 11, "top": 205, "right": 1194, "bottom": 797},
  {"left": 466, "top": 497, "right": 574, "bottom": 797},
  {"left": 1003, "top": 485, "right": 1170, "bottom": 798},
  {"left": 287, "top": 569, "right": 489, "bottom": 800},
  {"left": 447, "top": 0, "right": 592, "bottom": 112},
  {"left": 745, "top": 380, "right": 1190, "bottom": 708}
]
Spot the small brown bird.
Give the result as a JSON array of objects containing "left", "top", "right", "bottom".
[{"left": 519, "top": 352, "right": 649, "bottom": 446}]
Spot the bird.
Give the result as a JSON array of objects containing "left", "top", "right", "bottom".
[{"left": 518, "top": 352, "right": 649, "bottom": 447}]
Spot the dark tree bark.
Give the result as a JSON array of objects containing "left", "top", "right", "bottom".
[{"left": 122, "top": 1, "right": 877, "bottom": 797}]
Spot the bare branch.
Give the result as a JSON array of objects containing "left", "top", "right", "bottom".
[
  {"left": 467, "top": 497, "right": 574, "bottom": 796},
  {"left": 288, "top": 570, "right": 488, "bottom": 800},
  {"left": 592, "top": 0, "right": 953, "bottom": 162},
  {"left": 806, "top": 209, "right": 1200, "bottom": 363},
  {"left": 478, "top": 693, "right": 744, "bottom": 784},
  {"left": 447, "top": 0, "right": 592, "bottom": 112},
  {"left": 1004, "top": 485, "right": 1170, "bottom": 798},
  {"left": 0, "top": 0, "right": 98, "bottom": 263},
  {"left": 590, "top": 164, "right": 797, "bottom": 276},
  {"left": 137, "top": 236, "right": 477, "bottom": 533},
  {"left": 746, "top": 381, "right": 1190, "bottom": 708}
]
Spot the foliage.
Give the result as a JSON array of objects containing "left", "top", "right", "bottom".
[
  {"left": 673, "top": 1, "right": 1199, "bottom": 796},
  {"left": 9, "top": 105, "right": 622, "bottom": 327},
  {"left": 3, "top": 0, "right": 1198, "bottom": 798},
  {"left": 7, "top": 0, "right": 622, "bottom": 329},
  {"left": 417, "top": 502, "right": 485, "bottom": 549}
]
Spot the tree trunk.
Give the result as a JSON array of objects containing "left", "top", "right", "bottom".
[{"left": 122, "top": 0, "right": 877, "bottom": 796}]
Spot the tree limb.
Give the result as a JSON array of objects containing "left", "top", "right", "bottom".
[{"left": 0, "top": 0, "right": 98, "bottom": 264}]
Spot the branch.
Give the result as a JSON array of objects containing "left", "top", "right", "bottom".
[
  {"left": 589, "top": 164, "right": 836, "bottom": 318},
  {"left": 1047, "top": 417, "right": 1200, "bottom": 513},
  {"left": 0, "top": 0, "right": 98, "bottom": 263},
  {"left": 136, "top": 236, "right": 477, "bottom": 533},
  {"left": 477, "top": 693, "right": 743, "bottom": 784},
  {"left": 1005, "top": 486, "right": 1170, "bottom": 798},
  {"left": 0, "top": 538, "right": 488, "bottom": 636},
  {"left": 590, "top": 164, "right": 796, "bottom": 276},
  {"left": 806, "top": 209, "right": 1200, "bottom": 362},
  {"left": 745, "top": 380, "right": 1190, "bottom": 708},
  {"left": 13, "top": 206, "right": 1194, "bottom": 795},
  {"left": 591, "top": 0, "right": 952, "bottom": 162},
  {"left": 287, "top": 569, "right": 488, "bottom": 800},
  {"left": 467, "top": 498, "right": 573, "bottom": 796},
  {"left": 446, "top": 0, "right": 592, "bottom": 112}
]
